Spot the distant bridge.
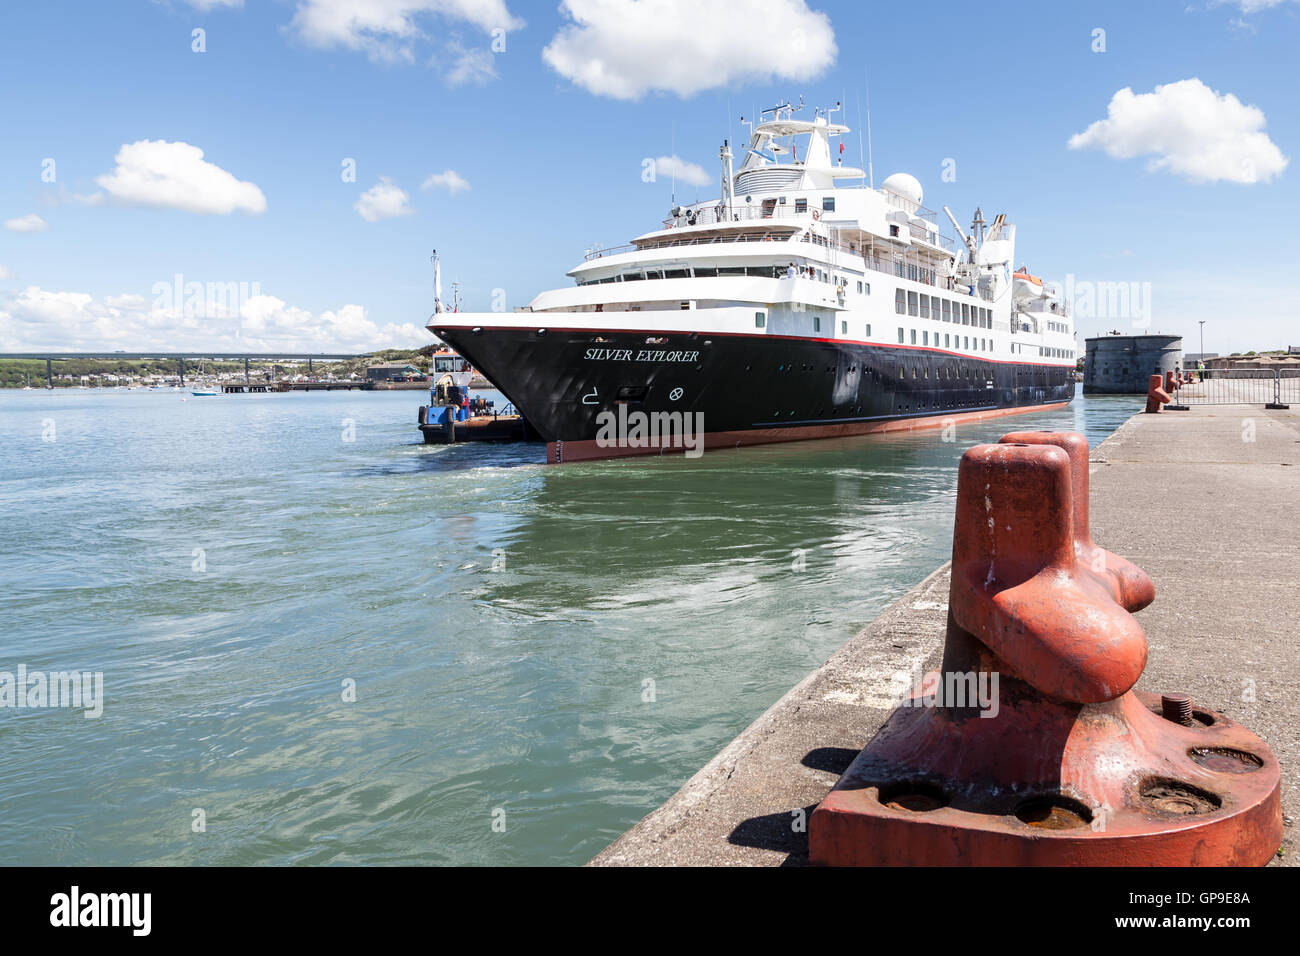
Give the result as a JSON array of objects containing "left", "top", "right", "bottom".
[
  {"left": 0, "top": 352, "right": 363, "bottom": 361},
  {"left": 0, "top": 351, "right": 384, "bottom": 387}
]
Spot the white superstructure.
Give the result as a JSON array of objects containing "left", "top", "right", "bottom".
[{"left": 446, "top": 100, "right": 1074, "bottom": 367}]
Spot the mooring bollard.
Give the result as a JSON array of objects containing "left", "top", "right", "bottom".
[
  {"left": 998, "top": 431, "right": 1154, "bottom": 612},
  {"left": 1145, "top": 373, "right": 1171, "bottom": 413},
  {"left": 809, "top": 431, "right": 1282, "bottom": 866}
]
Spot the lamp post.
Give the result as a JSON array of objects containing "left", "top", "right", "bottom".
[{"left": 1199, "top": 320, "right": 1205, "bottom": 360}]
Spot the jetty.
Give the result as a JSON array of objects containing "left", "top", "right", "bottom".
[{"left": 591, "top": 403, "right": 1299, "bottom": 866}]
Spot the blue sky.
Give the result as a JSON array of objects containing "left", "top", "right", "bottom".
[{"left": 0, "top": 0, "right": 1296, "bottom": 354}]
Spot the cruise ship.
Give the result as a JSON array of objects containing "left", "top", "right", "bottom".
[{"left": 430, "top": 100, "right": 1075, "bottom": 463}]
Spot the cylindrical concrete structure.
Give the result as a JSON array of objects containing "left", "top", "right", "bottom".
[{"left": 1084, "top": 334, "right": 1183, "bottom": 394}]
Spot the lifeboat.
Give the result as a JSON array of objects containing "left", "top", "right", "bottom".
[{"left": 1013, "top": 265, "right": 1051, "bottom": 306}]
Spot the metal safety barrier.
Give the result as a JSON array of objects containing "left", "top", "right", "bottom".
[{"left": 1170, "top": 367, "right": 1295, "bottom": 410}]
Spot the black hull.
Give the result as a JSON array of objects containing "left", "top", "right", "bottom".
[{"left": 432, "top": 324, "right": 1075, "bottom": 462}]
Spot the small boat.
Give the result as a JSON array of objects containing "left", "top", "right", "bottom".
[{"left": 191, "top": 390, "right": 218, "bottom": 397}]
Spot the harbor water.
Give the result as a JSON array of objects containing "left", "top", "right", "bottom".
[{"left": 0, "top": 385, "right": 1138, "bottom": 865}]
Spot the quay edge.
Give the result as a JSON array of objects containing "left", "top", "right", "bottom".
[{"left": 589, "top": 404, "right": 1300, "bottom": 866}]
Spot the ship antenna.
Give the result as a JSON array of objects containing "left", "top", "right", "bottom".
[
  {"left": 855, "top": 91, "right": 865, "bottom": 180},
  {"left": 864, "top": 73, "right": 875, "bottom": 189},
  {"left": 670, "top": 120, "right": 676, "bottom": 209}
]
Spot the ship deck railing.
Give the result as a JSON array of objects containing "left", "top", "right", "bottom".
[{"left": 583, "top": 225, "right": 988, "bottom": 301}]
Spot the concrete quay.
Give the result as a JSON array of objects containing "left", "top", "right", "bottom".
[{"left": 590, "top": 404, "right": 1299, "bottom": 866}]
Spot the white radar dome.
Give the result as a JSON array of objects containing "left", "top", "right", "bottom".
[{"left": 881, "top": 172, "right": 923, "bottom": 206}]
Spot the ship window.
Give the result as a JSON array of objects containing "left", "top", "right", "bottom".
[
  {"left": 822, "top": 197, "right": 835, "bottom": 212},
  {"left": 624, "top": 272, "right": 644, "bottom": 281},
  {"left": 755, "top": 311, "right": 766, "bottom": 328},
  {"left": 664, "top": 269, "right": 689, "bottom": 279},
  {"left": 964, "top": 336, "right": 970, "bottom": 349},
  {"left": 961, "top": 303, "right": 969, "bottom": 324},
  {"left": 923, "top": 331, "right": 929, "bottom": 346},
  {"left": 717, "top": 267, "right": 745, "bottom": 276},
  {"left": 645, "top": 269, "right": 663, "bottom": 280},
  {"left": 920, "top": 295, "right": 930, "bottom": 319},
  {"left": 865, "top": 324, "right": 872, "bottom": 337},
  {"left": 795, "top": 198, "right": 808, "bottom": 213},
  {"left": 908, "top": 291, "right": 918, "bottom": 316},
  {"left": 856, "top": 281, "right": 863, "bottom": 294},
  {"left": 841, "top": 320, "right": 848, "bottom": 334},
  {"left": 895, "top": 289, "right": 906, "bottom": 314},
  {"left": 945, "top": 334, "right": 950, "bottom": 348},
  {"left": 813, "top": 316, "right": 821, "bottom": 333},
  {"left": 778, "top": 196, "right": 787, "bottom": 204},
  {"left": 863, "top": 283, "right": 870, "bottom": 295},
  {"left": 898, "top": 327, "right": 905, "bottom": 344},
  {"left": 910, "top": 329, "right": 917, "bottom": 345},
  {"left": 693, "top": 267, "right": 717, "bottom": 277}
]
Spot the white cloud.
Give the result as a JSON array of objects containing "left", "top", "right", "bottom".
[
  {"left": 542, "top": 0, "right": 836, "bottom": 100},
  {"left": 93, "top": 140, "right": 267, "bottom": 214},
  {"left": 441, "top": 38, "right": 497, "bottom": 86},
  {"left": 421, "top": 169, "right": 470, "bottom": 193},
  {"left": 289, "top": 0, "right": 522, "bottom": 63},
  {"left": 1213, "top": 1, "right": 1295, "bottom": 12},
  {"left": 355, "top": 176, "right": 413, "bottom": 221},
  {"left": 0, "top": 266, "right": 16, "bottom": 280},
  {"left": 1068, "top": 78, "right": 1288, "bottom": 184},
  {"left": 653, "top": 155, "right": 711, "bottom": 187},
  {"left": 0, "top": 285, "right": 430, "bottom": 353},
  {"left": 5, "top": 214, "right": 48, "bottom": 233}
]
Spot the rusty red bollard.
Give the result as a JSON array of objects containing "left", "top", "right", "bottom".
[
  {"left": 1165, "top": 369, "right": 1178, "bottom": 394},
  {"left": 1145, "top": 373, "right": 1171, "bottom": 413},
  {"left": 809, "top": 432, "right": 1282, "bottom": 866}
]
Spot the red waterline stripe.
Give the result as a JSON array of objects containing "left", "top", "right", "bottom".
[{"left": 545, "top": 400, "right": 1072, "bottom": 464}]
